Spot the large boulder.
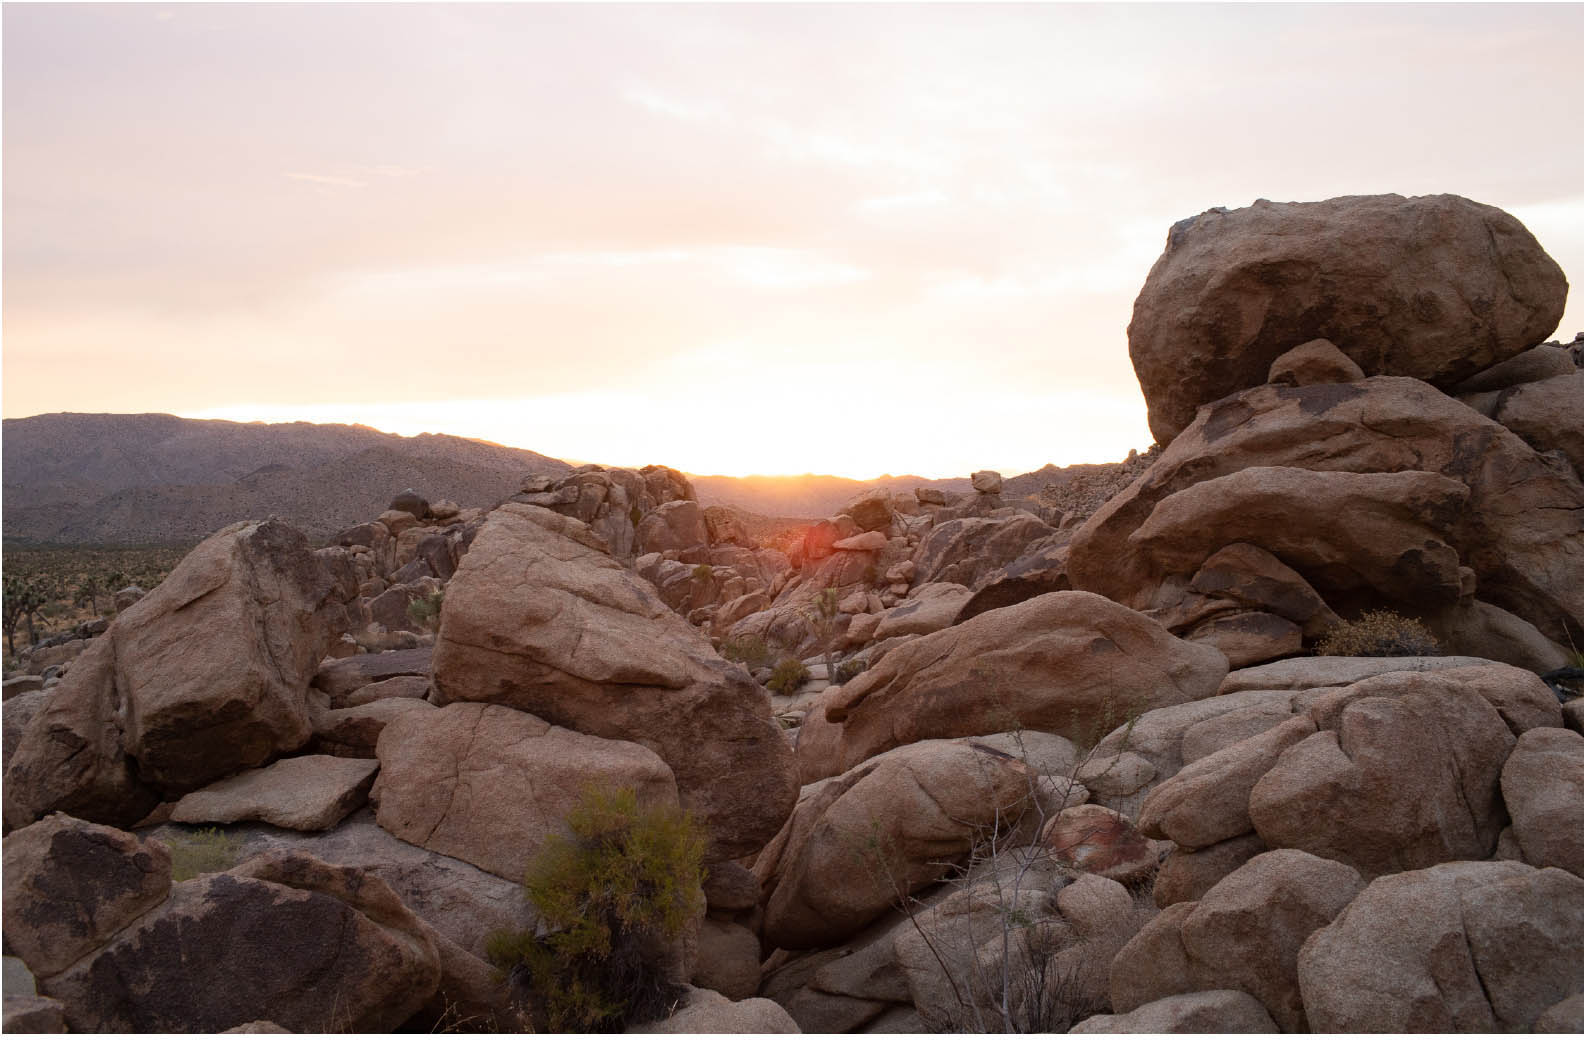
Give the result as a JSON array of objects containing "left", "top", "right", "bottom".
[
  {"left": 5, "top": 520, "right": 337, "bottom": 828},
  {"left": 635, "top": 500, "right": 709, "bottom": 554},
  {"left": 1500, "top": 727, "right": 1584, "bottom": 877},
  {"left": 1297, "top": 861, "right": 1584, "bottom": 1031},
  {"left": 146, "top": 808, "right": 527, "bottom": 957},
  {"left": 626, "top": 985, "right": 799, "bottom": 1033},
  {"left": 1128, "top": 194, "right": 1567, "bottom": 446},
  {"left": 1071, "top": 990, "right": 1277, "bottom": 1033},
  {"left": 372, "top": 702, "right": 678, "bottom": 882},
  {"left": 818, "top": 591, "right": 1227, "bottom": 774},
  {"left": 754, "top": 739, "right": 1040, "bottom": 950},
  {"left": 428, "top": 503, "right": 798, "bottom": 859},
  {"left": 3, "top": 814, "right": 172, "bottom": 978},
  {"left": 911, "top": 514, "right": 1055, "bottom": 589},
  {"left": 1248, "top": 677, "right": 1518, "bottom": 877},
  {"left": 1492, "top": 370, "right": 1584, "bottom": 477},
  {"left": 1111, "top": 849, "right": 1362, "bottom": 1031},
  {"left": 1068, "top": 375, "right": 1584, "bottom": 647},
  {"left": 41, "top": 851, "right": 442, "bottom": 1032}
]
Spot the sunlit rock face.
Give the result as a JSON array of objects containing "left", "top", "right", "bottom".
[
  {"left": 1128, "top": 193, "right": 1567, "bottom": 447},
  {"left": 428, "top": 502, "right": 798, "bottom": 860}
]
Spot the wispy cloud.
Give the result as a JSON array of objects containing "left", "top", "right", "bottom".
[{"left": 284, "top": 172, "right": 367, "bottom": 189}]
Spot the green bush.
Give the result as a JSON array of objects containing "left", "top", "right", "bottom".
[
  {"left": 486, "top": 786, "right": 707, "bottom": 1032},
  {"left": 767, "top": 657, "right": 810, "bottom": 695},
  {"left": 1315, "top": 609, "right": 1441, "bottom": 657},
  {"left": 406, "top": 588, "right": 444, "bottom": 631},
  {"left": 720, "top": 634, "right": 774, "bottom": 671},
  {"left": 167, "top": 827, "right": 241, "bottom": 881}
]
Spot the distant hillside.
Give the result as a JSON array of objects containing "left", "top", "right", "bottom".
[
  {"left": 689, "top": 473, "right": 973, "bottom": 519},
  {"left": 2, "top": 413, "right": 573, "bottom": 545}
]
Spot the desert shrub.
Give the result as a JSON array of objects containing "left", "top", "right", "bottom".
[
  {"left": 406, "top": 588, "right": 444, "bottom": 632},
  {"left": 720, "top": 634, "right": 774, "bottom": 671},
  {"left": 766, "top": 657, "right": 810, "bottom": 695},
  {"left": 691, "top": 564, "right": 713, "bottom": 583},
  {"left": 486, "top": 786, "right": 706, "bottom": 1032},
  {"left": 167, "top": 827, "right": 241, "bottom": 881},
  {"left": 834, "top": 657, "right": 868, "bottom": 684},
  {"left": 1315, "top": 609, "right": 1441, "bottom": 657}
]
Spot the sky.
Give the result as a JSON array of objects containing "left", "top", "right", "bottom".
[{"left": 4, "top": 3, "right": 1582, "bottom": 479}]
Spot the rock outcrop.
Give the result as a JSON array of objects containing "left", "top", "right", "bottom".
[
  {"left": 1128, "top": 193, "right": 1567, "bottom": 446},
  {"left": 428, "top": 503, "right": 798, "bottom": 859}
]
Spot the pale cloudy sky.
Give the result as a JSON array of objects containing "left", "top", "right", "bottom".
[{"left": 4, "top": 3, "right": 1582, "bottom": 478}]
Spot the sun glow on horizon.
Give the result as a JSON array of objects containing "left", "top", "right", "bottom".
[{"left": 184, "top": 385, "right": 1152, "bottom": 482}]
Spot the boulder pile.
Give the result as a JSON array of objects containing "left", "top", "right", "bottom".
[{"left": 4, "top": 192, "right": 1581, "bottom": 1033}]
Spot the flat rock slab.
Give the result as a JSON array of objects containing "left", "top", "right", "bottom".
[
  {"left": 171, "top": 756, "right": 378, "bottom": 831},
  {"left": 312, "top": 648, "right": 432, "bottom": 705},
  {"left": 1219, "top": 655, "right": 1494, "bottom": 694},
  {"left": 145, "top": 808, "right": 527, "bottom": 956}
]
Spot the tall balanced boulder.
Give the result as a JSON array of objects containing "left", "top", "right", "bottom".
[
  {"left": 429, "top": 503, "right": 797, "bottom": 859},
  {"left": 817, "top": 591, "right": 1227, "bottom": 774},
  {"left": 1128, "top": 194, "right": 1567, "bottom": 446},
  {"left": 4, "top": 520, "right": 338, "bottom": 829}
]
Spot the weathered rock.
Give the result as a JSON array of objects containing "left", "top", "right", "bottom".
[
  {"left": 1153, "top": 833, "right": 1268, "bottom": 907},
  {"left": 1163, "top": 542, "right": 1340, "bottom": 640},
  {"left": 955, "top": 534, "right": 1072, "bottom": 624},
  {"left": 2, "top": 689, "right": 48, "bottom": 773},
  {"left": 2, "top": 675, "right": 44, "bottom": 700},
  {"left": 1297, "top": 861, "right": 1584, "bottom": 1031},
  {"left": 691, "top": 918, "right": 761, "bottom": 1000},
  {"left": 1070, "top": 989, "right": 1278, "bottom": 1033},
  {"left": 1501, "top": 726, "right": 1584, "bottom": 877},
  {"left": 1040, "top": 804, "right": 1158, "bottom": 884},
  {"left": 1184, "top": 611, "right": 1303, "bottom": 669},
  {"left": 1139, "top": 715, "right": 1316, "bottom": 850},
  {"left": 373, "top": 702, "right": 677, "bottom": 882},
  {"left": 389, "top": 488, "right": 430, "bottom": 519},
  {"left": 3, "top": 814, "right": 172, "bottom": 977},
  {"left": 832, "top": 531, "right": 888, "bottom": 552},
  {"left": 1068, "top": 375, "right": 1584, "bottom": 648},
  {"left": 314, "top": 697, "right": 436, "bottom": 757},
  {"left": 1175, "top": 850, "right": 1362, "bottom": 1031},
  {"left": 170, "top": 756, "right": 379, "bottom": 831},
  {"left": 43, "top": 852, "right": 441, "bottom": 1032},
  {"left": 1249, "top": 680, "right": 1515, "bottom": 877},
  {"left": 1266, "top": 337, "right": 1367, "bottom": 387},
  {"left": 1536, "top": 993, "right": 1584, "bottom": 1033},
  {"left": 344, "top": 673, "right": 430, "bottom": 706},
  {"left": 149, "top": 808, "right": 528, "bottom": 956},
  {"left": 635, "top": 500, "right": 708, "bottom": 553},
  {"left": 1494, "top": 370, "right": 1584, "bottom": 476},
  {"left": 3, "top": 994, "right": 67, "bottom": 1032},
  {"left": 821, "top": 591, "right": 1227, "bottom": 773},
  {"left": 702, "top": 860, "right": 760, "bottom": 913},
  {"left": 914, "top": 487, "right": 947, "bottom": 506},
  {"left": 1128, "top": 194, "right": 1567, "bottom": 445},
  {"left": 1456, "top": 342, "right": 1577, "bottom": 393},
  {"left": 971, "top": 470, "right": 1003, "bottom": 494},
  {"left": 626, "top": 984, "right": 800, "bottom": 1033},
  {"left": 312, "top": 648, "right": 432, "bottom": 706},
  {"left": 1128, "top": 466, "right": 1470, "bottom": 609},
  {"left": 5, "top": 520, "right": 336, "bottom": 828},
  {"left": 1219, "top": 653, "right": 1494, "bottom": 694},
  {"left": 755, "top": 739, "right": 1038, "bottom": 949},
  {"left": 870, "top": 583, "right": 972, "bottom": 641},
  {"left": 912, "top": 514, "right": 1055, "bottom": 589},
  {"left": 845, "top": 490, "right": 896, "bottom": 533},
  {"left": 429, "top": 504, "right": 797, "bottom": 859},
  {"left": 1427, "top": 597, "right": 1571, "bottom": 672}
]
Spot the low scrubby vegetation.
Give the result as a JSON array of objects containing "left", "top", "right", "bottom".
[
  {"left": 767, "top": 657, "right": 811, "bottom": 695},
  {"left": 486, "top": 786, "right": 707, "bottom": 1032},
  {"left": 2, "top": 545, "right": 188, "bottom": 659},
  {"left": 166, "top": 827, "right": 242, "bottom": 881},
  {"left": 1315, "top": 609, "right": 1441, "bottom": 657}
]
